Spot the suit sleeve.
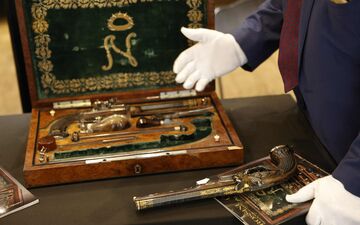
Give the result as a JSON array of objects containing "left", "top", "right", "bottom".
[
  {"left": 232, "top": 0, "right": 284, "bottom": 71},
  {"left": 332, "top": 132, "right": 360, "bottom": 196}
]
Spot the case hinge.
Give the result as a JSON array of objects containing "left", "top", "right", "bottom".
[
  {"left": 53, "top": 99, "right": 92, "bottom": 109},
  {"left": 160, "top": 90, "right": 197, "bottom": 100}
]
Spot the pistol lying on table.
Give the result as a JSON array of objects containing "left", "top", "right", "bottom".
[{"left": 133, "top": 145, "right": 297, "bottom": 210}]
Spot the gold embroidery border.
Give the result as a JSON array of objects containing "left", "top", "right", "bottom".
[{"left": 30, "top": 0, "right": 204, "bottom": 95}]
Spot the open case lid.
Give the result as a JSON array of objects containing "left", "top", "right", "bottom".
[{"left": 15, "top": 0, "right": 215, "bottom": 108}]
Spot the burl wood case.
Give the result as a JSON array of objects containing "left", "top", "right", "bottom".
[{"left": 14, "top": 0, "right": 244, "bottom": 187}]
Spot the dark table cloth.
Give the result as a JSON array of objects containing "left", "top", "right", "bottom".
[{"left": 0, "top": 95, "right": 336, "bottom": 225}]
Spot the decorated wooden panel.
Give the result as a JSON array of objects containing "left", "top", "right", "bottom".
[{"left": 20, "top": 0, "right": 209, "bottom": 100}]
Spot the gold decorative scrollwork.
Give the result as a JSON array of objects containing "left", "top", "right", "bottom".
[
  {"left": 30, "top": 0, "right": 203, "bottom": 95},
  {"left": 38, "top": 60, "right": 53, "bottom": 73},
  {"left": 38, "top": 0, "right": 140, "bottom": 9},
  {"left": 186, "top": 0, "right": 203, "bottom": 29},
  {"left": 31, "top": 5, "right": 47, "bottom": 20},
  {"left": 41, "top": 73, "right": 56, "bottom": 89},
  {"left": 186, "top": 0, "right": 201, "bottom": 8},
  {"left": 188, "top": 9, "right": 203, "bottom": 24},
  {"left": 34, "top": 34, "right": 51, "bottom": 59},
  {"left": 44, "top": 71, "right": 176, "bottom": 94},
  {"left": 32, "top": 20, "right": 49, "bottom": 33}
]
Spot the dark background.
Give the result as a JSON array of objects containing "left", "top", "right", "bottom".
[{"left": 0, "top": 0, "right": 6, "bottom": 19}]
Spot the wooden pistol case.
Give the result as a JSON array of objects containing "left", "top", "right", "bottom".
[{"left": 14, "top": 0, "right": 244, "bottom": 187}]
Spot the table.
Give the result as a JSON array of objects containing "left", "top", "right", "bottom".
[{"left": 0, "top": 95, "right": 337, "bottom": 225}]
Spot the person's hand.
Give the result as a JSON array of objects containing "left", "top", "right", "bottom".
[
  {"left": 286, "top": 175, "right": 360, "bottom": 225},
  {"left": 173, "top": 27, "right": 247, "bottom": 92}
]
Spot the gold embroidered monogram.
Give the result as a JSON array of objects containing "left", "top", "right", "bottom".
[{"left": 102, "top": 12, "right": 138, "bottom": 71}]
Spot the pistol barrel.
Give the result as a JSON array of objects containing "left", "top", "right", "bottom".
[{"left": 133, "top": 182, "right": 237, "bottom": 210}]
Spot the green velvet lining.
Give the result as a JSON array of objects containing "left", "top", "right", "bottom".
[
  {"left": 22, "top": 0, "right": 208, "bottom": 99},
  {"left": 54, "top": 118, "right": 212, "bottom": 159}
]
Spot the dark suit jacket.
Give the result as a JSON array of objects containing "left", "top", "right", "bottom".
[{"left": 233, "top": 0, "right": 360, "bottom": 196}]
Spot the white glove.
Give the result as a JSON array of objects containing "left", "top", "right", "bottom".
[
  {"left": 286, "top": 175, "right": 360, "bottom": 225},
  {"left": 173, "top": 27, "right": 247, "bottom": 92}
]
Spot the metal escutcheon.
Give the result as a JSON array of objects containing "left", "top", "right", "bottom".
[{"left": 134, "top": 164, "right": 142, "bottom": 174}]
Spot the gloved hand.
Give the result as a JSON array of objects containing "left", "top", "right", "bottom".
[
  {"left": 173, "top": 27, "right": 247, "bottom": 92},
  {"left": 286, "top": 175, "right": 360, "bottom": 225}
]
